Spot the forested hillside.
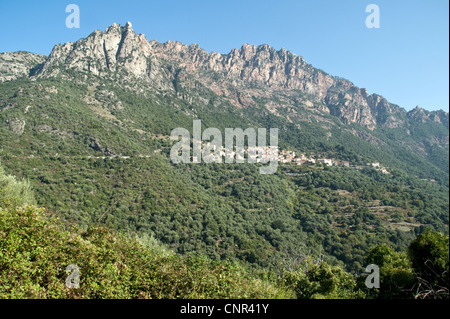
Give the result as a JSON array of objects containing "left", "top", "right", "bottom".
[
  {"left": 0, "top": 22, "right": 448, "bottom": 299},
  {"left": 0, "top": 77, "right": 448, "bottom": 274},
  {"left": 1, "top": 165, "right": 448, "bottom": 299}
]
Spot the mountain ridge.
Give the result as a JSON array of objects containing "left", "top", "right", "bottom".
[
  {"left": 1, "top": 22, "right": 447, "bottom": 129},
  {"left": 0, "top": 22, "right": 448, "bottom": 178},
  {"left": 0, "top": 22, "right": 448, "bottom": 277}
]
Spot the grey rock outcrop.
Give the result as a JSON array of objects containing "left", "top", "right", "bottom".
[
  {"left": 0, "top": 51, "right": 46, "bottom": 82},
  {"left": 5, "top": 22, "right": 447, "bottom": 132}
]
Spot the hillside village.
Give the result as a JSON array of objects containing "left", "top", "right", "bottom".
[
  {"left": 276, "top": 149, "right": 390, "bottom": 174},
  {"left": 195, "top": 143, "right": 391, "bottom": 174}
]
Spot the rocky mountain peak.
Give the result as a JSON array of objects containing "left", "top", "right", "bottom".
[
  {"left": 25, "top": 22, "right": 448, "bottom": 131},
  {"left": 38, "top": 22, "right": 154, "bottom": 81},
  {"left": 408, "top": 105, "right": 449, "bottom": 127},
  {"left": 0, "top": 51, "right": 47, "bottom": 82}
]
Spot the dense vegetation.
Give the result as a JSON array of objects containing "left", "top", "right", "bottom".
[
  {"left": 1, "top": 151, "right": 447, "bottom": 273},
  {"left": 0, "top": 205, "right": 290, "bottom": 299},
  {"left": 0, "top": 166, "right": 288, "bottom": 298},
  {"left": 0, "top": 75, "right": 448, "bottom": 299},
  {"left": 1, "top": 166, "right": 448, "bottom": 299}
]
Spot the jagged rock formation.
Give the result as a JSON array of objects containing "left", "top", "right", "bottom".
[
  {"left": 408, "top": 106, "right": 449, "bottom": 128},
  {"left": 0, "top": 21, "right": 447, "bottom": 139},
  {"left": 0, "top": 51, "right": 47, "bottom": 82},
  {"left": 0, "top": 23, "right": 448, "bottom": 278},
  {"left": 30, "top": 22, "right": 447, "bottom": 132}
]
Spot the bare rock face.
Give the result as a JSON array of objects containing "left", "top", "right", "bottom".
[
  {"left": 26, "top": 22, "right": 447, "bottom": 131},
  {"left": 408, "top": 106, "right": 449, "bottom": 128},
  {"left": 6, "top": 118, "right": 26, "bottom": 135},
  {"left": 0, "top": 52, "right": 46, "bottom": 82},
  {"left": 39, "top": 22, "right": 169, "bottom": 90}
]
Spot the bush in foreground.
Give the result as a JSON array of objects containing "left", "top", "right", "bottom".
[{"left": 0, "top": 205, "right": 292, "bottom": 299}]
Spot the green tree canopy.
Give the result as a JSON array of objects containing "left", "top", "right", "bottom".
[{"left": 408, "top": 229, "right": 449, "bottom": 298}]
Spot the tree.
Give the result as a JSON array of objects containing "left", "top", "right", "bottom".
[
  {"left": 364, "top": 244, "right": 415, "bottom": 299},
  {"left": 282, "top": 259, "right": 365, "bottom": 299},
  {"left": 0, "top": 164, "right": 35, "bottom": 208},
  {"left": 408, "top": 229, "right": 449, "bottom": 299}
]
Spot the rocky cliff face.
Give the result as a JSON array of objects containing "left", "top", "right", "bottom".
[
  {"left": 408, "top": 106, "right": 449, "bottom": 128},
  {"left": 39, "top": 22, "right": 172, "bottom": 91},
  {"left": 10, "top": 22, "right": 448, "bottom": 132},
  {"left": 0, "top": 51, "right": 46, "bottom": 82}
]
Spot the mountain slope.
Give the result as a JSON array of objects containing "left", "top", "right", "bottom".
[
  {"left": 29, "top": 22, "right": 448, "bottom": 174},
  {"left": 36, "top": 22, "right": 448, "bottom": 129},
  {"left": 0, "top": 22, "right": 448, "bottom": 272},
  {"left": 0, "top": 51, "right": 46, "bottom": 82}
]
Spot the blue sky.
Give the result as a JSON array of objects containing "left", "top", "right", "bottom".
[{"left": 0, "top": 0, "right": 448, "bottom": 112}]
